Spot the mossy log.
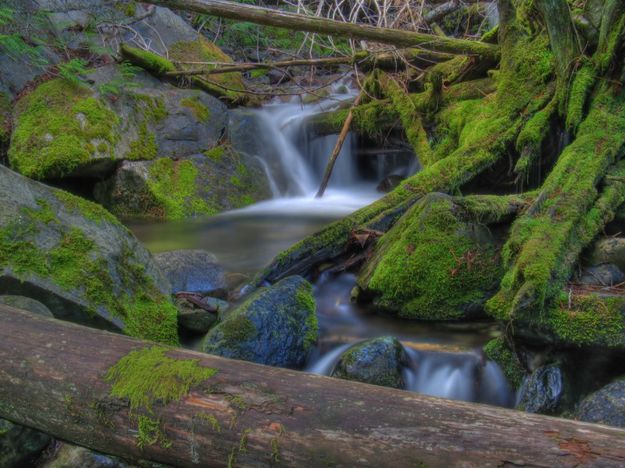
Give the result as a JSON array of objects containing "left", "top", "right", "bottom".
[
  {"left": 145, "top": 0, "right": 499, "bottom": 60},
  {"left": 3, "top": 305, "right": 625, "bottom": 467}
]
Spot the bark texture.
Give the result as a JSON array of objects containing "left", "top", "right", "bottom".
[{"left": 2, "top": 305, "right": 625, "bottom": 467}]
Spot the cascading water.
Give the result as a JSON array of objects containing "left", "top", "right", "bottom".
[{"left": 131, "top": 83, "right": 515, "bottom": 407}]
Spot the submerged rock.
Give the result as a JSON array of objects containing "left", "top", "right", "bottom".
[
  {"left": 94, "top": 149, "right": 271, "bottom": 220},
  {"left": 203, "top": 276, "right": 318, "bottom": 368},
  {"left": 331, "top": 336, "right": 408, "bottom": 389},
  {"left": 0, "top": 418, "right": 51, "bottom": 467},
  {"left": 0, "top": 295, "right": 53, "bottom": 317},
  {"left": 576, "top": 378, "right": 625, "bottom": 427},
  {"left": 154, "top": 250, "right": 226, "bottom": 294},
  {"left": 0, "top": 165, "right": 178, "bottom": 344},
  {"left": 516, "top": 365, "right": 565, "bottom": 414},
  {"left": 358, "top": 193, "right": 502, "bottom": 320}
]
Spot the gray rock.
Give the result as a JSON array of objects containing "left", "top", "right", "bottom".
[
  {"left": 516, "top": 365, "right": 564, "bottom": 414},
  {"left": 203, "top": 276, "right": 318, "bottom": 368},
  {"left": 331, "top": 336, "right": 407, "bottom": 389},
  {"left": 0, "top": 418, "right": 51, "bottom": 467},
  {"left": 0, "top": 165, "right": 178, "bottom": 343},
  {"left": 590, "top": 237, "right": 625, "bottom": 272},
  {"left": 155, "top": 250, "right": 225, "bottom": 294},
  {"left": 0, "top": 295, "right": 53, "bottom": 317},
  {"left": 576, "top": 378, "right": 625, "bottom": 428},
  {"left": 579, "top": 264, "right": 625, "bottom": 286},
  {"left": 42, "top": 442, "right": 130, "bottom": 468}
]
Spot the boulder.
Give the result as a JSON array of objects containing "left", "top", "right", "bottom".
[
  {"left": 175, "top": 296, "right": 225, "bottom": 334},
  {"left": 575, "top": 378, "right": 625, "bottom": 428},
  {"left": 331, "top": 336, "right": 408, "bottom": 389},
  {"left": 579, "top": 264, "right": 625, "bottom": 286},
  {"left": 0, "top": 164, "right": 178, "bottom": 344},
  {"left": 358, "top": 193, "right": 502, "bottom": 320},
  {"left": 516, "top": 365, "right": 565, "bottom": 414},
  {"left": 0, "top": 418, "right": 51, "bottom": 467},
  {"left": 203, "top": 276, "right": 318, "bottom": 368},
  {"left": 590, "top": 237, "right": 625, "bottom": 272},
  {"left": 154, "top": 250, "right": 226, "bottom": 294},
  {"left": 0, "top": 295, "right": 53, "bottom": 317},
  {"left": 94, "top": 149, "right": 271, "bottom": 220},
  {"left": 8, "top": 67, "right": 229, "bottom": 180}
]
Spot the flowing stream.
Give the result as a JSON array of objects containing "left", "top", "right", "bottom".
[{"left": 129, "top": 85, "right": 515, "bottom": 408}]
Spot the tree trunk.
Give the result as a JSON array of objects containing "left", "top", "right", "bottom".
[
  {"left": 144, "top": 0, "right": 499, "bottom": 60},
  {"left": 2, "top": 305, "right": 625, "bottom": 467}
]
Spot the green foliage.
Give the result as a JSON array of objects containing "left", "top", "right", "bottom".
[
  {"left": 0, "top": 7, "right": 14, "bottom": 27},
  {"left": 58, "top": 59, "right": 89, "bottom": 86},
  {"left": 9, "top": 78, "right": 120, "bottom": 179},
  {"left": 97, "top": 62, "right": 141, "bottom": 97}
]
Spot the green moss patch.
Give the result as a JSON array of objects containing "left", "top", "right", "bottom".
[
  {"left": 147, "top": 158, "right": 217, "bottom": 220},
  {"left": 180, "top": 95, "right": 210, "bottom": 122},
  {"left": 8, "top": 79, "right": 120, "bottom": 179},
  {"left": 483, "top": 337, "right": 525, "bottom": 389}
]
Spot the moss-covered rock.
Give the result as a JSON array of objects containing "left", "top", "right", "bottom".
[
  {"left": 8, "top": 79, "right": 121, "bottom": 179},
  {"left": 358, "top": 193, "right": 503, "bottom": 320},
  {"left": 203, "top": 276, "right": 318, "bottom": 368},
  {"left": 483, "top": 336, "right": 525, "bottom": 389},
  {"left": 575, "top": 377, "right": 625, "bottom": 428},
  {"left": 0, "top": 164, "right": 178, "bottom": 344},
  {"left": 331, "top": 336, "right": 408, "bottom": 389},
  {"left": 94, "top": 148, "right": 271, "bottom": 220}
]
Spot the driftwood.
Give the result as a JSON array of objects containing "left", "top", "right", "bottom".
[
  {"left": 2, "top": 305, "right": 625, "bottom": 467},
  {"left": 144, "top": 0, "right": 499, "bottom": 60}
]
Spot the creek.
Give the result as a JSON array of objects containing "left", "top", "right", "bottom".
[{"left": 129, "top": 84, "right": 515, "bottom": 408}]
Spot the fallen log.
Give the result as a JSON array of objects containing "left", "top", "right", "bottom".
[
  {"left": 145, "top": 0, "right": 499, "bottom": 60},
  {"left": 2, "top": 305, "right": 625, "bottom": 467}
]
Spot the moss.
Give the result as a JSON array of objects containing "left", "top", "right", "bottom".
[
  {"left": 565, "top": 61, "right": 596, "bottom": 132},
  {"left": 9, "top": 79, "right": 120, "bottom": 179},
  {"left": 514, "top": 96, "right": 557, "bottom": 177},
  {"left": 203, "top": 146, "right": 225, "bottom": 161},
  {"left": 487, "top": 86, "right": 625, "bottom": 322},
  {"left": 0, "top": 91, "right": 10, "bottom": 147},
  {"left": 546, "top": 295, "right": 625, "bottom": 347},
  {"left": 196, "top": 413, "right": 221, "bottom": 432},
  {"left": 361, "top": 194, "right": 502, "bottom": 320},
  {"left": 120, "top": 45, "right": 175, "bottom": 76},
  {"left": 169, "top": 38, "right": 246, "bottom": 103},
  {"left": 137, "top": 415, "right": 171, "bottom": 449},
  {"left": 296, "top": 286, "right": 318, "bottom": 350},
  {"left": 127, "top": 122, "right": 158, "bottom": 161},
  {"left": 106, "top": 346, "right": 216, "bottom": 411},
  {"left": 54, "top": 189, "right": 121, "bottom": 226},
  {"left": 180, "top": 96, "right": 211, "bottom": 122},
  {"left": 133, "top": 94, "right": 167, "bottom": 123},
  {"left": 146, "top": 158, "right": 217, "bottom": 220},
  {"left": 483, "top": 337, "right": 525, "bottom": 389},
  {"left": 0, "top": 202, "right": 178, "bottom": 344},
  {"left": 218, "top": 314, "right": 257, "bottom": 343}
]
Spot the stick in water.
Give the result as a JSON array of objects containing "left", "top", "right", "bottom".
[{"left": 316, "top": 92, "right": 363, "bottom": 198}]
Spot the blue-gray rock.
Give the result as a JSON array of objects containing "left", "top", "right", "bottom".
[
  {"left": 155, "top": 250, "right": 226, "bottom": 294},
  {"left": 579, "top": 264, "right": 625, "bottom": 286},
  {"left": 331, "top": 336, "right": 408, "bottom": 389},
  {"left": 203, "top": 276, "right": 318, "bottom": 368},
  {"left": 0, "top": 418, "right": 51, "bottom": 467},
  {"left": 516, "top": 365, "right": 564, "bottom": 414},
  {"left": 575, "top": 378, "right": 625, "bottom": 428},
  {"left": 590, "top": 237, "right": 625, "bottom": 272}
]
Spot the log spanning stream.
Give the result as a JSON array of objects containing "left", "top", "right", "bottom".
[{"left": 129, "top": 86, "right": 515, "bottom": 408}]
